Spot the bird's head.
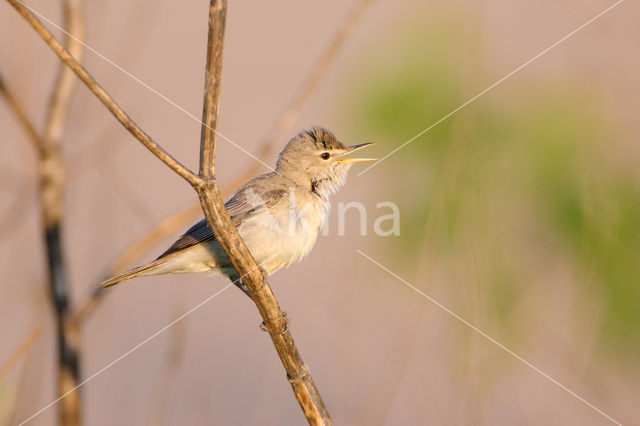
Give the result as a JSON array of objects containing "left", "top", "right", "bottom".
[{"left": 275, "top": 127, "right": 375, "bottom": 199}]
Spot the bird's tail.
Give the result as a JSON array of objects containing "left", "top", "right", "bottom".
[{"left": 98, "top": 258, "right": 169, "bottom": 288}]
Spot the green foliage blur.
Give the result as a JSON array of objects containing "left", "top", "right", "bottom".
[{"left": 345, "top": 11, "right": 640, "bottom": 357}]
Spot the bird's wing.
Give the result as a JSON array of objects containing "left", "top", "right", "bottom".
[{"left": 157, "top": 183, "right": 287, "bottom": 259}]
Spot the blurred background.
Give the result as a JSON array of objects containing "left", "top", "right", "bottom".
[{"left": 1, "top": 0, "right": 638, "bottom": 424}]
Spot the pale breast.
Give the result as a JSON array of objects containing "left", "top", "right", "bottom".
[{"left": 238, "top": 191, "right": 329, "bottom": 275}]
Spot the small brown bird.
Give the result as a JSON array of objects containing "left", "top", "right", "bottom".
[{"left": 98, "top": 127, "right": 375, "bottom": 295}]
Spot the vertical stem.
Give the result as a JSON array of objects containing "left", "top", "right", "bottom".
[
  {"left": 199, "top": 0, "right": 227, "bottom": 179},
  {"left": 40, "top": 0, "right": 85, "bottom": 424}
]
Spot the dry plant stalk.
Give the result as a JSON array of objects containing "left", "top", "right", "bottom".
[
  {"left": 6, "top": 0, "right": 199, "bottom": 186},
  {"left": 0, "top": 325, "right": 43, "bottom": 384},
  {"left": 7, "top": 0, "right": 332, "bottom": 423},
  {"left": 0, "top": 75, "right": 41, "bottom": 236},
  {"left": 2, "top": 0, "right": 87, "bottom": 424},
  {"left": 71, "top": 203, "right": 203, "bottom": 326},
  {"left": 41, "top": 2, "right": 85, "bottom": 425},
  {"left": 0, "top": 73, "right": 41, "bottom": 150}
]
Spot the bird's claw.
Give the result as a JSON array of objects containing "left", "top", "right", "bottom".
[{"left": 259, "top": 311, "right": 289, "bottom": 334}]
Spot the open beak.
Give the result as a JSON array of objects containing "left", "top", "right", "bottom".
[{"left": 336, "top": 142, "right": 376, "bottom": 163}]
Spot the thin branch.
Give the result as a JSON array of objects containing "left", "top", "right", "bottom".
[
  {"left": 198, "top": 0, "right": 226, "bottom": 179},
  {"left": 70, "top": 203, "right": 203, "bottom": 325},
  {"left": 195, "top": 1, "right": 332, "bottom": 424},
  {"left": 0, "top": 72, "right": 43, "bottom": 154},
  {"left": 0, "top": 325, "right": 43, "bottom": 383},
  {"left": 6, "top": 0, "right": 200, "bottom": 187},
  {"left": 43, "top": 0, "right": 85, "bottom": 154},
  {"left": 36, "top": 1, "right": 85, "bottom": 425}
]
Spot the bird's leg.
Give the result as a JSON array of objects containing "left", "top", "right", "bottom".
[
  {"left": 279, "top": 312, "right": 289, "bottom": 334},
  {"left": 233, "top": 278, "right": 252, "bottom": 299},
  {"left": 234, "top": 272, "right": 289, "bottom": 334},
  {"left": 233, "top": 267, "right": 267, "bottom": 297},
  {"left": 258, "top": 266, "right": 268, "bottom": 290},
  {"left": 259, "top": 311, "right": 289, "bottom": 334}
]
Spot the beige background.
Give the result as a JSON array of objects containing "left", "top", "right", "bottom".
[{"left": 1, "top": 0, "right": 639, "bottom": 425}]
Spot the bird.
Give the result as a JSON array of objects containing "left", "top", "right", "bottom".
[{"left": 98, "top": 127, "right": 375, "bottom": 295}]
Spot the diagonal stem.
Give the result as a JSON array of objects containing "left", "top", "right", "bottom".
[
  {"left": 6, "top": 0, "right": 200, "bottom": 187},
  {"left": 0, "top": 73, "right": 43, "bottom": 153}
]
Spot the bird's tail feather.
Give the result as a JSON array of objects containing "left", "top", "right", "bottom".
[{"left": 98, "top": 258, "right": 168, "bottom": 288}]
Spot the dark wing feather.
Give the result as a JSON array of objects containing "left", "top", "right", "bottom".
[
  {"left": 157, "top": 184, "right": 286, "bottom": 259},
  {"left": 156, "top": 219, "right": 215, "bottom": 258}
]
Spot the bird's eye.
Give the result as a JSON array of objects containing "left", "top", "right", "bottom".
[{"left": 321, "top": 152, "right": 330, "bottom": 160}]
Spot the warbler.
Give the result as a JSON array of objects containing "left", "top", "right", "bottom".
[{"left": 98, "top": 127, "right": 375, "bottom": 295}]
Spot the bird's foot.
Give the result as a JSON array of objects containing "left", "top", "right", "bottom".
[
  {"left": 259, "top": 311, "right": 289, "bottom": 334},
  {"left": 258, "top": 272, "right": 269, "bottom": 291}
]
